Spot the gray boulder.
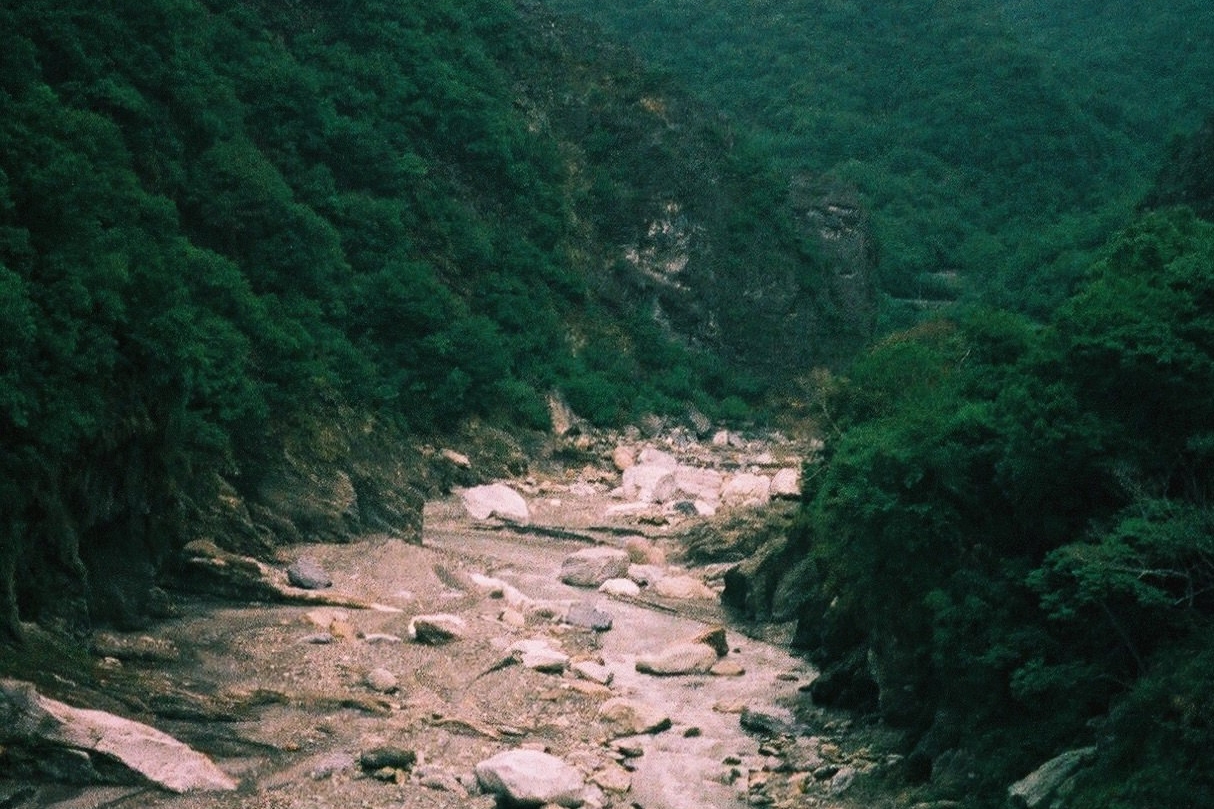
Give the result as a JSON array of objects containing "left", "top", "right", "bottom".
[
  {"left": 287, "top": 556, "right": 332, "bottom": 589},
  {"left": 563, "top": 602, "right": 614, "bottom": 631},
  {"left": 561, "top": 547, "right": 631, "bottom": 587},
  {"left": 597, "top": 697, "right": 673, "bottom": 738},
  {"left": 1008, "top": 747, "right": 1096, "bottom": 808}
]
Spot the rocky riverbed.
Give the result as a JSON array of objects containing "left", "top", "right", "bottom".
[{"left": 1, "top": 428, "right": 904, "bottom": 809}]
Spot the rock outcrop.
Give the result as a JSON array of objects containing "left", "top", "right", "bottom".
[{"left": 0, "top": 679, "right": 237, "bottom": 793}]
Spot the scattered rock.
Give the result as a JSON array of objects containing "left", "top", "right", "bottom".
[
  {"left": 770, "top": 467, "right": 801, "bottom": 499},
  {"left": 611, "top": 445, "right": 636, "bottom": 471},
  {"left": 710, "top": 659, "right": 747, "bottom": 677},
  {"left": 0, "top": 679, "right": 237, "bottom": 793},
  {"left": 1008, "top": 747, "right": 1096, "bottom": 808},
  {"left": 597, "top": 698, "right": 673, "bottom": 737},
  {"left": 441, "top": 448, "right": 472, "bottom": 468},
  {"left": 692, "top": 625, "right": 730, "bottom": 657},
  {"left": 653, "top": 575, "right": 717, "bottom": 600},
  {"left": 598, "top": 578, "right": 641, "bottom": 598},
  {"left": 602, "top": 502, "right": 656, "bottom": 520},
  {"left": 673, "top": 466, "right": 724, "bottom": 503},
  {"left": 287, "top": 557, "right": 333, "bottom": 590},
  {"left": 475, "top": 749, "right": 586, "bottom": 808},
  {"left": 304, "top": 607, "right": 349, "bottom": 629},
  {"left": 563, "top": 602, "right": 614, "bottom": 631},
  {"left": 621, "top": 464, "right": 678, "bottom": 503},
  {"left": 462, "top": 483, "right": 531, "bottom": 524},
  {"left": 721, "top": 473, "right": 771, "bottom": 506},
  {"left": 591, "top": 762, "right": 633, "bottom": 794},
  {"left": 308, "top": 752, "right": 357, "bottom": 780},
  {"left": 624, "top": 567, "right": 663, "bottom": 591},
  {"left": 637, "top": 446, "right": 678, "bottom": 467},
  {"left": 364, "top": 668, "right": 398, "bottom": 693},
  {"left": 572, "top": 660, "right": 614, "bottom": 686},
  {"left": 509, "top": 638, "right": 569, "bottom": 673},
  {"left": 829, "top": 765, "right": 857, "bottom": 795},
  {"left": 560, "top": 547, "right": 631, "bottom": 587},
  {"left": 740, "top": 708, "right": 794, "bottom": 736},
  {"left": 635, "top": 642, "right": 718, "bottom": 676},
  {"left": 90, "top": 632, "right": 180, "bottom": 663},
  {"left": 624, "top": 536, "right": 667, "bottom": 566},
  {"left": 409, "top": 613, "right": 467, "bottom": 644},
  {"left": 359, "top": 746, "right": 417, "bottom": 772},
  {"left": 416, "top": 765, "right": 469, "bottom": 795},
  {"left": 470, "top": 573, "right": 533, "bottom": 610}
]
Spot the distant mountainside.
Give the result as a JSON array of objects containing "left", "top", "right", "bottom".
[
  {"left": 0, "top": 0, "right": 873, "bottom": 639},
  {"left": 539, "top": 0, "right": 1214, "bottom": 316}
]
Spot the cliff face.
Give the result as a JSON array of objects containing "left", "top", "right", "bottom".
[{"left": 608, "top": 179, "right": 878, "bottom": 372}]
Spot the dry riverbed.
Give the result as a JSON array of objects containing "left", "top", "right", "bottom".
[{"left": 5, "top": 432, "right": 903, "bottom": 809}]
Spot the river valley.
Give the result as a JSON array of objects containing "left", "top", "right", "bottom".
[{"left": 5, "top": 431, "right": 898, "bottom": 809}]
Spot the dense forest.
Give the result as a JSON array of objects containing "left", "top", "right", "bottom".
[
  {"left": 0, "top": 0, "right": 864, "bottom": 642},
  {"left": 533, "top": 3, "right": 1214, "bottom": 803},
  {"left": 543, "top": 0, "right": 1214, "bottom": 319},
  {"left": 3, "top": 0, "right": 1214, "bottom": 806}
]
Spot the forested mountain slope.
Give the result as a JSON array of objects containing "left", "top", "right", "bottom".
[
  {"left": 0, "top": 0, "right": 872, "bottom": 641},
  {"left": 540, "top": 0, "right": 1214, "bottom": 317},
  {"left": 719, "top": 115, "right": 1214, "bottom": 808}
]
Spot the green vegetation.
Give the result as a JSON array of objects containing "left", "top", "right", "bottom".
[
  {"left": 790, "top": 203, "right": 1214, "bottom": 806},
  {"left": 3, "top": 0, "right": 1213, "bottom": 803},
  {"left": 531, "top": 3, "right": 1214, "bottom": 799},
  {"left": 0, "top": 0, "right": 840, "bottom": 639},
  {"left": 541, "top": 0, "right": 1214, "bottom": 318}
]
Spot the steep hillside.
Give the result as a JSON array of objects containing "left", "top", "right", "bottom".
[
  {"left": 539, "top": 0, "right": 1214, "bottom": 316},
  {"left": 0, "top": 0, "right": 873, "bottom": 642},
  {"left": 717, "top": 119, "right": 1214, "bottom": 809}
]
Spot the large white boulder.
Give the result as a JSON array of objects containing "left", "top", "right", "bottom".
[
  {"left": 637, "top": 447, "right": 678, "bottom": 468},
  {"left": 0, "top": 679, "right": 236, "bottom": 793},
  {"left": 461, "top": 483, "right": 530, "bottom": 524},
  {"left": 635, "top": 642, "right": 719, "bottom": 676},
  {"left": 621, "top": 464, "right": 678, "bottom": 503},
  {"left": 673, "top": 466, "right": 724, "bottom": 503},
  {"left": 475, "top": 749, "right": 585, "bottom": 808},
  {"left": 770, "top": 467, "right": 801, "bottom": 498},
  {"left": 721, "top": 473, "right": 771, "bottom": 506}
]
